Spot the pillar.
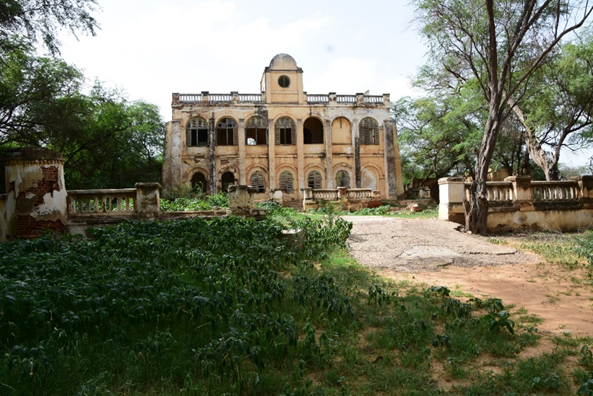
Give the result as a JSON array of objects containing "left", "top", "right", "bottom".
[{"left": 4, "top": 148, "right": 67, "bottom": 239}]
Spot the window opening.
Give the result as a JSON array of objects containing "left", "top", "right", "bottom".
[
  {"left": 336, "top": 170, "right": 350, "bottom": 188},
  {"left": 187, "top": 117, "right": 209, "bottom": 147},
  {"left": 216, "top": 118, "right": 237, "bottom": 146},
  {"left": 278, "top": 75, "right": 290, "bottom": 88},
  {"left": 275, "top": 117, "right": 295, "bottom": 145},
  {"left": 304, "top": 118, "right": 324, "bottom": 144},
  {"left": 359, "top": 118, "right": 379, "bottom": 145},
  {"left": 307, "top": 170, "right": 322, "bottom": 189},
  {"left": 279, "top": 171, "right": 294, "bottom": 194},
  {"left": 246, "top": 117, "right": 267, "bottom": 145},
  {"left": 249, "top": 171, "right": 265, "bottom": 193}
]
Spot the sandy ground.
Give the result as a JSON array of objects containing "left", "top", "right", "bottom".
[{"left": 345, "top": 216, "right": 593, "bottom": 336}]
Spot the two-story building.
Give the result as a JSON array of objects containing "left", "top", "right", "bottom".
[{"left": 162, "top": 53, "right": 404, "bottom": 201}]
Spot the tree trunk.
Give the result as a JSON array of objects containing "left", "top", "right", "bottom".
[
  {"left": 511, "top": 104, "right": 561, "bottom": 181},
  {"left": 464, "top": 111, "right": 500, "bottom": 235}
]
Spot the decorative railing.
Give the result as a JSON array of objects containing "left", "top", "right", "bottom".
[
  {"left": 440, "top": 175, "right": 593, "bottom": 232},
  {"left": 336, "top": 95, "right": 357, "bottom": 103},
  {"left": 312, "top": 189, "right": 339, "bottom": 201},
  {"left": 175, "top": 92, "right": 390, "bottom": 106},
  {"left": 239, "top": 94, "right": 263, "bottom": 102},
  {"left": 178, "top": 94, "right": 202, "bottom": 102},
  {"left": 208, "top": 94, "right": 232, "bottom": 102},
  {"left": 531, "top": 181, "right": 580, "bottom": 203},
  {"left": 306, "top": 95, "right": 330, "bottom": 103},
  {"left": 68, "top": 189, "right": 136, "bottom": 216},
  {"left": 464, "top": 182, "right": 514, "bottom": 204},
  {"left": 364, "top": 95, "right": 384, "bottom": 103},
  {"left": 347, "top": 189, "right": 373, "bottom": 199}
]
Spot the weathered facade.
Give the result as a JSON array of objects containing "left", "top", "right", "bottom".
[{"left": 162, "top": 54, "right": 404, "bottom": 201}]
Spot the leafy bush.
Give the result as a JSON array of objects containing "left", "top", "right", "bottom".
[
  {"left": 160, "top": 193, "right": 229, "bottom": 211},
  {"left": 0, "top": 213, "right": 353, "bottom": 394}
]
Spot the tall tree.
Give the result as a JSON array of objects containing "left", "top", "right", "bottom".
[
  {"left": 414, "top": 0, "right": 593, "bottom": 234},
  {"left": 511, "top": 32, "right": 593, "bottom": 180},
  {"left": 0, "top": 0, "right": 98, "bottom": 55}
]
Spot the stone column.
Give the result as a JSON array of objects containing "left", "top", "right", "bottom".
[
  {"left": 438, "top": 177, "right": 466, "bottom": 225},
  {"left": 353, "top": 120, "right": 361, "bottom": 190},
  {"left": 4, "top": 148, "right": 67, "bottom": 239},
  {"left": 169, "top": 120, "right": 182, "bottom": 189},
  {"left": 296, "top": 119, "right": 305, "bottom": 199},
  {"left": 324, "top": 119, "right": 333, "bottom": 189},
  {"left": 209, "top": 115, "right": 217, "bottom": 194},
  {"left": 268, "top": 119, "right": 276, "bottom": 191},
  {"left": 238, "top": 119, "right": 246, "bottom": 184}
]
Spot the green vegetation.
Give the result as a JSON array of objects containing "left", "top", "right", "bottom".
[
  {"left": 308, "top": 203, "right": 439, "bottom": 219},
  {"left": 3, "top": 209, "right": 593, "bottom": 394}
]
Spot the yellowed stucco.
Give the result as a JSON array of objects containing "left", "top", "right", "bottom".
[{"left": 162, "top": 54, "right": 404, "bottom": 201}]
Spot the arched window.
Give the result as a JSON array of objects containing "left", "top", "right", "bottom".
[
  {"left": 336, "top": 170, "right": 350, "bottom": 188},
  {"left": 191, "top": 172, "right": 208, "bottom": 193},
  {"left": 279, "top": 171, "right": 294, "bottom": 193},
  {"left": 307, "top": 170, "right": 322, "bottom": 189},
  {"left": 216, "top": 117, "right": 238, "bottom": 146},
  {"left": 359, "top": 118, "right": 379, "bottom": 145},
  {"left": 304, "top": 118, "right": 324, "bottom": 144},
  {"left": 221, "top": 172, "right": 235, "bottom": 192},
  {"left": 246, "top": 117, "right": 267, "bottom": 146},
  {"left": 186, "top": 117, "right": 209, "bottom": 147},
  {"left": 275, "top": 117, "right": 295, "bottom": 145},
  {"left": 249, "top": 171, "right": 265, "bottom": 193}
]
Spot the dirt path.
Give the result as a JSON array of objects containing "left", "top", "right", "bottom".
[{"left": 345, "top": 216, "right": 593, "bottom": 336}]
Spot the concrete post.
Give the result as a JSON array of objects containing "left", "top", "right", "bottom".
[
  {"left": 575, "top": 175, "right": 593, "bottom": 208},
  {"left": 228, "top": 185, "right": 255, "bottom": 215},
  {"left": 438, "top": 177, "right": 466, "bottom": 225},
  {"left": 135, "top": 182, "right": 161, "bottom": 218},
  {"left": 505, "top": 176, "right": 533, "bottom": 209},
  {"left": 4, "top": 148, "right": 67, "bottom": 239}
]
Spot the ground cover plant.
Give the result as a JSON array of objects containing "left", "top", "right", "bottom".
[{"left": 1, "top": 207, "right": 592, "bottom": 394}]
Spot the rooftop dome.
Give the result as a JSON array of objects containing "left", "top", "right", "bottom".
[{"left": 268, "top": 53, "right": 298, "bottom": 70}]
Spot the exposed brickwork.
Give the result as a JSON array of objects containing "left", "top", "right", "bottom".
[
  {"left": 15, "top": 165, "right": 65, "bottom": 238},
  {"left": 15, "top": 216, "right": 65, "bottom": 239}
]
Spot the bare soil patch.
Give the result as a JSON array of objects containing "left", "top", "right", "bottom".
[{"left": 345, "top": 216, "right": 593, "bottom": 336}]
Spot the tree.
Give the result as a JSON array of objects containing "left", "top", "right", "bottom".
[
  {"left": 393, "top": 94, "right": 481, "bottom": 183},
  {"left": 413, "top": 0, "right": 593, "bottom": 234},
  {"left": 0, "top": 41, "right": 85, "bottom": 145},
  {"left": 37, "top": 83, "right": 164, "bottom": 189},
  {"left": 0, "top": 0, "right": 98, "bottom": 55},
  {"left": 511, "top": 31, "right": 593, "bottom": 180}
]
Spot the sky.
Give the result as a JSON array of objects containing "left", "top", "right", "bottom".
[{"left": 58, "top": 0, "right": 592, "bottom": 168}]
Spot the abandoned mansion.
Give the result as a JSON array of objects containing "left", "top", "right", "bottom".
[{"left": 162, "top": 53, "right": 404, "bottom": 201}]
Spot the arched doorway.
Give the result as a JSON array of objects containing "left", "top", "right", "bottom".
[
  {"left": 191, "top": 172, "right": 208, "bottom": 193},
  {"left": 221, "top": 172, "right": 235, "bottom": 193}
]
